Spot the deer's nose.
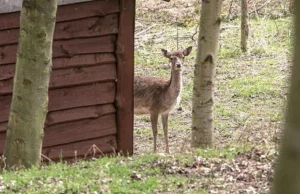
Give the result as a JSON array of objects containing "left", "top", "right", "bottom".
[{"left": 176, "top": 64, "right": 182, "bottom": 68}]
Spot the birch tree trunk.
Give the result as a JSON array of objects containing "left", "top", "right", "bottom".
[
  {"left": 191, "top": 0, "right": 222, "bottom": 148},
  {"left": 241, "top": 0, "right": 249, "bottom": 52},
  {"left": 270, "top": 1, "right": 300, "bottom": 193},
  {"left": 4, "top": 0, "right": 57, "bottom": 168}
]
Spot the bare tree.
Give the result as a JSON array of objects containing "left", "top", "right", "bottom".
[
  {"left": 4, "top": 0, "right": 57, "bottom": 168},
  {"left": 191, "top": 0, "right": 223, "bottom": 148},
  {"left": 271, "top": 1, "right": 300, "bottom": 193},
  {"left": 241, "top": 0, "right": 249, "bottom": 52}
]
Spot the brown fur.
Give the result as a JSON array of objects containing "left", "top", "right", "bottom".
[{"left": 134, "top": 46, "right": 192, "bottom": 153}]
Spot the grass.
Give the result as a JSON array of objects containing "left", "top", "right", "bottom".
[
  {"left": 0, "top": 144, "right": 267, "bottom": 193},
  {"left": 229, "top": 75, "right": 280, "bottom": 98},
  {"left": 195, "top": 144, "right": 251, "bottom": 160},
  {"left": 0, "top": 154, "right": 200, "bottom": 194},
  {"left": 1, "top": 145, "right": 256, "bottom": 194}
]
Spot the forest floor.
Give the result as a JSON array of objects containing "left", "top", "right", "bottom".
[{"left": 0, "top": 0, "right": 293, "bottom": 193}]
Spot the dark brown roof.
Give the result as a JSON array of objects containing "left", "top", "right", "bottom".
[{"left": 0, "top": 0, "right": 92, "bottom": 14}]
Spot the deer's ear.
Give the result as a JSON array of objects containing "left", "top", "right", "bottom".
[
  {"left": 161, "top": 49, "right": 171, "bottom": 58},
  {"left": 183, "top": 46, "right": 192, "bottom": 56}
]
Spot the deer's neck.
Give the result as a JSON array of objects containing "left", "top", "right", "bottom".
[{"left": 168, "top": 70, "right": 182, "bottom": 97}]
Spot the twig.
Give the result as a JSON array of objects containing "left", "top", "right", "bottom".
[
  {"left": 74, "top": 150, "right": 77, "bottom": 162},
  {"left": 0, "top": 155, "right": 6, "bottom": 170},
  {"left": 176, "top": 19, "right": 179, "bottom": 50},
  {"left": 226, "top": 0, "right": 235, "bottom": 19},
  {"left": 191, "top": 23, "right": 199, "bottom": 42},
  {"left": 272, "top": 19, "right": 280, "bottom": 38},
  {"left": 220, "top": 25, "right": 239, "bottom": 32},
  {"left": 235, "top": 115, "right": 251, "bottom": 143},
  {"left": 84, "top": 144, "right": 104, "bottom": 159},
  {"left": 249, "top": 0, "right": 271, "bottom": 15},
  {"left": 180, "top": 130, "right": 192, "bottom": 152},
  {"left": 135, "top": 24, "right": 157, "bottom": 37},
  {"left": 111, "top": 146, "right": 117, "bottom": 157},
  {"left": 135, "top": 18, "right": 182, "bottom": 27},
  {"left": 41, "top": 154, "right": 53, "bottom": 163}
]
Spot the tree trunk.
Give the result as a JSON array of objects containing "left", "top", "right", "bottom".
[
  {"left": 4, "top": 0, "right": 57, "bottom": 169},
  {"left": 191, "top": 0, "right": 222, "bottom": 148},
  {"left": 289, "top": 0, "right": 294, "bottom": 14},
  {"left": 241, "top": 0, "right": 249, "bottom": 52},
  {"left": 271, "top": 1, "right": 300, "bottom": 193}
]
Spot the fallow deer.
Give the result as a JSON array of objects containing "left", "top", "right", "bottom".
[{"left": 134, "top": 46, "right": 193, "bottom": 153}]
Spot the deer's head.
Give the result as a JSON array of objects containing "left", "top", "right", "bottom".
[{"left": 161, "top": 46, "right": 192, "bottom": 72}]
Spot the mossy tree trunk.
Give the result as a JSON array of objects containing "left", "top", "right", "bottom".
[
  {"left": 4, "top": 0, "right": 57, "bottom": 169},
  {"left": 270, "top": 1, "right": 300, "bottom": 193},
  {"left": 241, "top": 0, "right": 249, "bottom": 52},
  {"left": 191, "top": 0, "right": 222, "bottom": 148}
]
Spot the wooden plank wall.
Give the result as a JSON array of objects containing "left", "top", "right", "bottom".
[{"left": 0, "top": 0, "right": 123, "bottom": 160}]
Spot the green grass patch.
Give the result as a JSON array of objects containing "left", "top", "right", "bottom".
[
  {"left": 0, "top": 154, "right": 207, "bottom": 194},
  {"left": 229, "top": 75, "right": 280, "bottom": 98},
  {"left": 196, "top": 145, "right": 251, "bottom": 160}
]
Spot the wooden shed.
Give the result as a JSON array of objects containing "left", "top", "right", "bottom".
[{"left": 0, "top": 0, "right": 135, "bottom": 161}]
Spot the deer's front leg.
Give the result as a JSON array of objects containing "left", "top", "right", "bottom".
[
  {"left": 150, "top": 112, "right": 158, "bottom": 152},
  {"left": 161, "top": 113, "right": 169, "bottom": 153}
]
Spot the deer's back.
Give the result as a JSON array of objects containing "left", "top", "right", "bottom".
[{"left": 134, "top": 76, "right": 180, "bottom": 115}]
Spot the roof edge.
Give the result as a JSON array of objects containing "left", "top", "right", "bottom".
[{"left": 0, "top": 0, "right": 93, "bottom": 14}]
